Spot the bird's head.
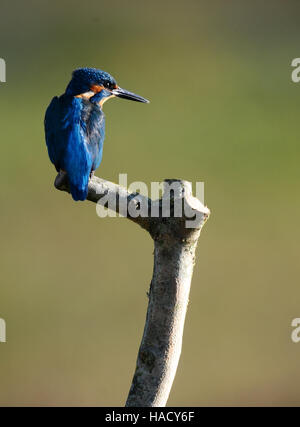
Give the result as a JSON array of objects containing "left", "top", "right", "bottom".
[{"left": 65, "top": 67, "right": 149, "bottom": 107}]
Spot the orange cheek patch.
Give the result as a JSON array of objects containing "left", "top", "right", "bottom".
[{"left": 91, "top": 84, "right": 104, "bottom": 93}]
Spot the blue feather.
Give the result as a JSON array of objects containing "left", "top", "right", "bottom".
[{"left": 45, "top": 94, "right": 105, "bottom": 201}]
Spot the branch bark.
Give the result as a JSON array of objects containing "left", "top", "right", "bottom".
[{"left": 54, "top": 172, "right": 210, "bottom": 407}]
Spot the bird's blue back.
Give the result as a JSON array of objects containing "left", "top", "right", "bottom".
[{"left": 45, "top": 94, "right": 105, "bottom": 201}]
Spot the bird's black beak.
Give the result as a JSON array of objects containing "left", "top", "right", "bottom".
[{"left": 112, "top": 87, "right": 149, "bottom": 103}]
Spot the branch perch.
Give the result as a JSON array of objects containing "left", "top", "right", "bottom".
[{"left": 55, "top": 172, "right": 210, "bottom": 407}]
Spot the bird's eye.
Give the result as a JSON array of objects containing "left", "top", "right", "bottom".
[{"left": 104, "top": 81, "right": 112, "bottom": 89}]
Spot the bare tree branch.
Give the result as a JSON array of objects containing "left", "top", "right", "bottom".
[{"left": 54, "top": 172, "right": 210, "bottom": 407}]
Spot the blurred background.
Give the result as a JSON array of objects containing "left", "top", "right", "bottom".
[{"left": 0, "top": 0, "right": 300, "bottom": 406}]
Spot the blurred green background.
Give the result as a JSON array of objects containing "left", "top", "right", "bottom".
[{"left": 1, "top": 0, "right": 300, "bottom": 406}]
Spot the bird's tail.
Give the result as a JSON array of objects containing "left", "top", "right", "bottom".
[
  {"left": 67, "top": 162, "right": 91, "bottom": 201},
  {"left": 64, "top": 128, "right": 92, "bottom": 201},
  {"left": 69, "top": 182, "right": 89, "bottom": 201}
]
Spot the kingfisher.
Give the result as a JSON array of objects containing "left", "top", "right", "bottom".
[{"left": 44, "top": 67, "right": 149, "bottom": 201}]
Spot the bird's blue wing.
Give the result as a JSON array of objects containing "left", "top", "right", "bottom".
[
  {"left": 44, "top": 95, "right": 93, "bottom": 201},
  {"left": 45, "top": 96, "right": 65, "bottom": 171}
]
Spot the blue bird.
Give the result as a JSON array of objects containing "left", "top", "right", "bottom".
[{"left": 44, "top": 68, "right": 149, "bottom": 201}]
